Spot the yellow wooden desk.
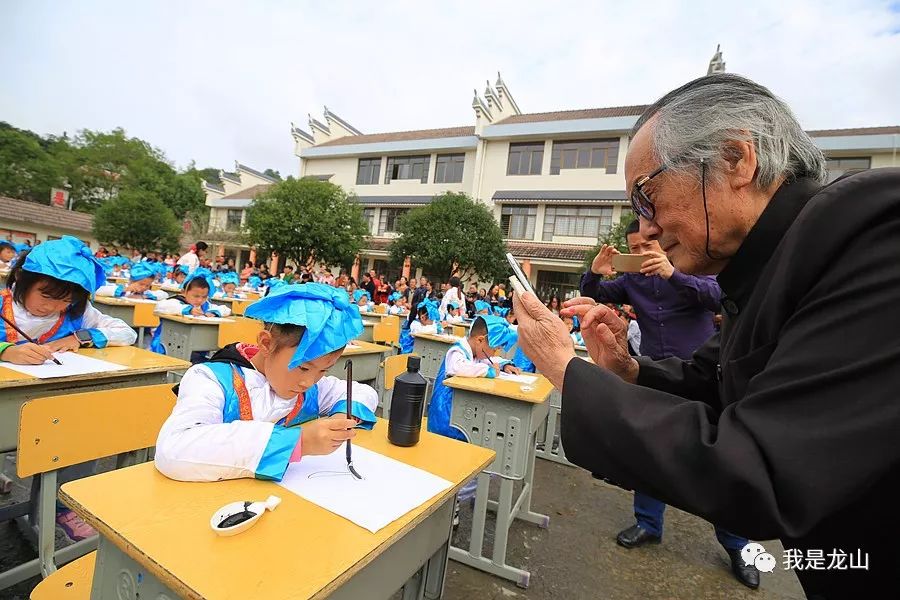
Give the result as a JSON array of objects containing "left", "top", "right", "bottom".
[
  {"left": 157, "top": 314, "right": 235, "bottom": 362},
  {"left": 0, "top": 347, "right": 189, "bottom": 523},
  {"left": 106, "top": 276, "right": 128, "bottom": 284},
  {"left": 443, "top": 374, "right": 553, "bottom": 588},
  {"left": 411, "top": 333, "right": 462, "bottom": 381},
  {"left": 330, "top": 341, "right": 391, "bottom": 382},
  {"left": 60, "top": 420, "right": 495, "bottom": 600},
  {"left": 152, "top": 283, "right": 181, "bottom": 294},
  {"left": 357, "top": 320, "right": 378, "bottom": 342}
]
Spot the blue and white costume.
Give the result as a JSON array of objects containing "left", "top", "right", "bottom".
[
  {"left": 154, "top": 283, "right": 378, "bottom": 482},
  {"left": 213, "top": 272, "right": 245, "bottom": 299},
  {"left": 0, "top": 237, "right": 136, "bottom": 348},
  {"left": 95, "top": 262, "right": 168, "bottom": 301},
  {"left": 427, "top": 316, "right": 517, "bottom": 440},
  {"left": 401, "top": 298, "right": 442, "bottom": 353}
]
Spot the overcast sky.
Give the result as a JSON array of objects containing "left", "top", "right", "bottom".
[{"left": 2, "top": 0, "right": 898, "bottom": 176}]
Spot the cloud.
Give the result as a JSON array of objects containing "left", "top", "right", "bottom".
[{"left": 1, "top": 0, "right": 898, "bottom": 176}]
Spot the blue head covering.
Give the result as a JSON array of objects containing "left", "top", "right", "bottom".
[
  {"left": 182, "top": 267, "right": 216, "bottom": 294},
  {"left": 475, "top": 315, "right": 518, "bottom": 352},
  {"left": 114, "top": 256, "right": 130, "bottom": 267},
  {"left": 248, "top": 275, "right": 262, "bottom": 288},
  {"left": 447, "top": 301, "right": 460, "bottom": 311},
  {"left": 494, "top": 306, "right": 510, "bottom": 318},
  {"left": 13, "top": 243, "right": 30, "bottom": 253},
  {"left": 474, "top": 300, "right": 491, "bottom": 313},
  {"left": 388, "top": 291, "right": 402, "bottom": 303},
  {"left": 219, "top": 272, "right": 239, "bottom": 286},
  {"left": 353, "top": 289, "right": 370, "bottom": 303},
  {"left": 0, "top": 240, "right": 14, "bottom": 251},
  {"left": 129, "top": 261, "right": 156, "bottom": 282},
  {"left": 174, "top": 264, "right": 190, "bottom": 277},
  {"left": 418, "top": 298, "right": 440, "bottom": 321},
  {"left": 21, "top": 236, "right": 106, "bottom": 293},
  {"left": 245, "top": 283, "right": 362, "bottom": 368}
]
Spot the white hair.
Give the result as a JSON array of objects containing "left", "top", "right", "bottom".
[{"left": 633, "top": 74, "right": 826, "bottom": 187}]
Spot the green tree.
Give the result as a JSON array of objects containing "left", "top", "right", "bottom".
[
  {"left": 389, "top": 192, "right": 508, "bottom": 283},
  {"left": 0, "top": 122, "right": 64, "bottom": 203},
  {"left": 244, "top": 178, "right": 368, "bottom": 268},
  {"left": 582, "top": 212, "right": 636, "bottom": 271},
  {"left": 93, "top": 189, "right": 182, "bottom": 253},
  {"left": 263, "top": 168, "right": 283, "bottom": 180}
]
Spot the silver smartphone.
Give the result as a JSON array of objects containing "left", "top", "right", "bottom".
[{"left": 505, "top": 252, "right": 535, "bottom": 295}]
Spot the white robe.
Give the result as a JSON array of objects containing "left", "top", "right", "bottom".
[{"left": 7, "top": 299, "right": 136, "bottom": 347}]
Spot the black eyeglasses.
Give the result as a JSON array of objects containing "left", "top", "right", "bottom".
[{"left": 630, "top": 165, "right": 667, "bottom": 221}]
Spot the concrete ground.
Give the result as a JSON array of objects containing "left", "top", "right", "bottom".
[{"left": 0, "top": 455, "right": 807, "bottom": 600}]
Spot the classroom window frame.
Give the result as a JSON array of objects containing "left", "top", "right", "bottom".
[
  {"left": 542, "top": 205, "right": 614, "bottom": 240},
  {"left": 549, "top": 138, "right": 619, "bottom": 174},
  {"left": 434, "top": 153, "right": 466, "bottom": 184},
  {"left": 225, "top": 209, "right": 243, "bottom": 232},
  {"left": 500, "top": 204, "right": 537, "bottom": 240},
  {"left": 384, "top": 155, "right": 430, "bottom": 184},
  {"left": 362, "top": 207, "right": 377, "bottom": 234},
  {"left": 377, "top": 207, "right": 410, "bottom": 235},
  {"left": 506, "top": 142, "right": 544, "bottom": 176},
  {"left": 356, "top": 157, "right": 383, "bottom": 185}
]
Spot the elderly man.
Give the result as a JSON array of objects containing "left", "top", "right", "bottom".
[
  {"left": 513, "top": 74, "right": 900, "bottom": 599},
  {"left": 583, "top": 221, "right": 759, "bottom": 588}
]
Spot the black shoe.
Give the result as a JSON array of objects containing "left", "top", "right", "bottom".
[
  {"left": 615, "top": 524, "right": 661, "bottom": 548},
  {"left": 726, "top": 548, "right": 760, "bottom": 590}
]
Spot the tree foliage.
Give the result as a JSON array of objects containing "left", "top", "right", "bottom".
[
  {"left": 244, "top": 178, "right": 368, "bottom": 268},
  {"left": 389, "top": 192, "right": 508, "bottom": 283},
  {"left": 93, "top": 189, "right": 182, "bottom": 253},
  {"left": 582, "top": 212, "right": 636, "bottom": 271},
  {"left": 0, "top": 123, "right": 63, "bottom": 203}
]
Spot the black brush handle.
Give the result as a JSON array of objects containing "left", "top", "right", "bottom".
[{"left": 345, "top": 360, "right": 353, "bottom": 464}]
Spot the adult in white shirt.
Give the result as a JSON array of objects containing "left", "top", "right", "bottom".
[
  {"left": 439, "top": 276, "right": 462, "bottom": 320},
  {"left": 176, "top": 241, "right": 208, "bottom": 274}
]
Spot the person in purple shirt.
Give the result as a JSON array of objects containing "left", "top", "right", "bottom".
[{"left": 581, "top": 219, "right": 758, "bottom": 590}]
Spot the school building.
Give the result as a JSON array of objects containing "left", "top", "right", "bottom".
[
  {"left": 203, "top": 48, "right": 899, "bottom": 300},
  {"left": 0, "top": 195, "right": 99, "bottom": 250}
]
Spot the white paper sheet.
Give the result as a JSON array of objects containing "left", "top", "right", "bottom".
[
  {"left": 497, "top": 372, "right": 538, "bottom": 384},
  {"left": 277, "top": 443, "right": 453, "bottom": 533},
  {"left": 0, "top": 352, "right": 128, "bottom": 379}
]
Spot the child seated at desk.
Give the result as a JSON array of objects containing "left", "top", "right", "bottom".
[
  {"left": 155, "top": 283, "right": 378, "bottom": 482},
  {"left": 162, "top": 265, "right": 189, "bottom": 288},
  {"left": 353, "top": 289, "right": 373, "bottom": 313},
  {"left": 0, "top": 240, "right": 16, "bottom": 270},
  {"left": 399, "top": 298, "right": 442, "bottom": 353},
  {"left": 0, "top": 236, "right": 137, "bottom": 541},
  {"left": 474, "top": 300, "right": 491, "bottom": 316},
  {"left": 428, "top": 315, "right": 520, "bottom": 441},
  {"left": 155, "top": 269, "right": 231, "bottom": 318},
  {"left": 214, "top": 272, "right": 245, "bottom": 299},
  {"left": 95, "top": 262, "right": 168, "bottom": 301},
  {"left": 387, "top": 292, "right": 408, "bottom": 315},
  {"left": 444, "top": 301, "right": 465, "bottom": 324}
]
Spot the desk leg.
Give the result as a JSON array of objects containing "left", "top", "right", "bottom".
[{"left": 136, "top": 327, "right": 144, "bottom": 348}]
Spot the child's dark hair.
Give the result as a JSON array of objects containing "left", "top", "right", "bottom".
[
  {"left": 185, "top": 277, "right": 210, "bottom": 293},
  {"left": 470, "top": 316, "right": 488, "bottom": 338},
  {"left": 417, "top": 305, "right": 430, "bottom": 318},
  {"left": 7, "top": 249, "right": 90, "bottom": 318},
  {"left": 267, "top": 323, "right": 306, "bottom": 350}
]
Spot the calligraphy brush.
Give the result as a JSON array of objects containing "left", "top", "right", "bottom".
[
  {"left": 345, "top": 359, "right": 362, "bottom": 480},
  {"left": 0, "top": 314, "right": 63, "bottom": 365}
]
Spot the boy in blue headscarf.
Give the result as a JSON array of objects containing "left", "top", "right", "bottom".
[
  {"left": 96, "top": 262, "right": 168, "bottom": 301},
  {"left": 214, "top": 272, "right": 245, "bottom": 299},
  {"left": 162, "top": 265, "right": 190, "bottom": 289},
  {"left": 387, "top": 291, "right": 408, "bottom": 316},
  {"left": 155, "top": 283, "right": 378, "bottom": 482},
  {"left": 155, "top": 268, "right": 231, "bottom": 318},
  {"left": 428, "top": 315, "right": 521, "bottom": 441},
  {"left": 399, "top": 298, "right": 443, "bottom": 354},
  {"left": 353, "top": 289, "right": 373, "bottom": 313}
]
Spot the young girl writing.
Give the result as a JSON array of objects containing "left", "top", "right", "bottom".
[
  {"left": 155, "top": 283, "right": 377, "bottom": 481},
  {"left": 95, "top": 262, "right": 168, "bottom": 301}
]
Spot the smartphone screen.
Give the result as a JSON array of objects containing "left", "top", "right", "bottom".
[{"left": 505, "top": 252, "right": 535, "bottom": 295}]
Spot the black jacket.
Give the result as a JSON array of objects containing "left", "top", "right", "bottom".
[{"left": 561, "top": 169, "right": 900, "bottom": 598}]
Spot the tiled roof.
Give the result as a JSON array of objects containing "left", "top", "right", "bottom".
[
  {"left": 356, "top": 195, "right": 433, "bottom": 206},
  {"left": 496, "top": 105, "right": 648, "bottom": 125},
  {"left": 0, "top": 196, "right": 93, "bottom": 232},
  {"left": 203, "top": 180, "right": 225, "bottom": 193},
  {"left": 220, "top": 184, "right": 272, "bottom": 200},
  {"left": 493, "top": 190, "right": 627, "bottom": 203},
  {"left": 236, "top": 163, "right": 279, "bottom": 183},
  {"left": 365, "top": 237, "right": 392, "bottom": 251},
  {"left": 316, "top": 126, "right": 476, "bottom": 147},
  {"left": 506, "top": 240, "right": 593, "bottom": 261},
  {"left": 806, "top": 126, "right": 900, "bottom": 137}
]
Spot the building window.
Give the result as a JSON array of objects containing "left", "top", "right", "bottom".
[
  {"left": 226, "top": 209, "right": 243, "bottom": 232},
  {"left": 507, "top": 142, "right": 544, "bottom": 175},
  {"left": 385, "top": 155, "right": 430, "bottom": 183},
  {"left": 543, "top": 205, "right": 613, "bottom": 240},
  {"left": 362, "top": 208, "right": 376, "bottom": 233},
  {"left": 825, "top": 157, "right": 870, "bottom": 183},
  {"left": 536, "top": 270, "right": 582, "bottom": 302},
  {"left": 378, "top": 208, "right": 409, "bottom": 235},
  {"left": 356, "top": 158, "right": 382, "bottom": 185},
  {"left": 550, "top": 138, "right": 619, "bottom": 174},
  {"left": 434, "top": 153, "right": 465, "bottom": 183},
  {"left": 500, "top": 205, "right": 537, "bottom": 240}
]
